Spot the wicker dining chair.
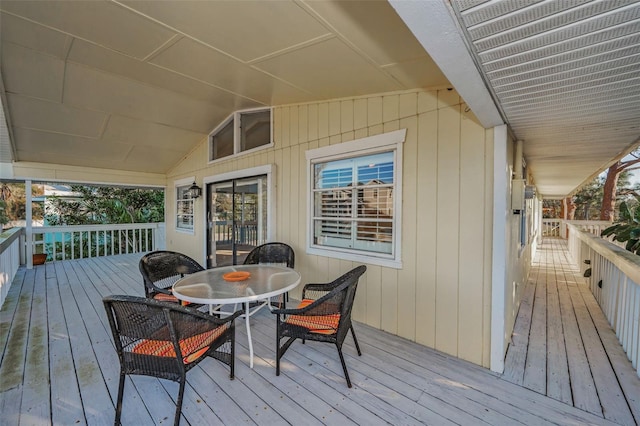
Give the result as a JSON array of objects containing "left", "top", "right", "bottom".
[
  {"left": 103, "top": 295, "right": 241, "bottom": 426},
  {"left": 139, "top": 251, "right": 204, "bottom": 303},
  {"left": 243, "top": 242, "right": 295, "bottom": 269},
  {"left": 243, "top": 242, "right": 295, "bottom": 306},
  {"left": 271, "top": 265, "right": 366, "bottom": 388}
]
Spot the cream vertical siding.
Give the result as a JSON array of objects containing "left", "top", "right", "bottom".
[{"left": 167, "top": 88, "right": 496, "bottom": 367}]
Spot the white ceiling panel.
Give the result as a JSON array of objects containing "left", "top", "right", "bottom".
[
  {"left": 149, "top": 37, "right": 312, "bottom": 105},
  {"left": 63, "top": 64, "right": 225, "bottom": 133},
  {"left": 7, "top": 94, "right": 106, "bottom": 138},
  {"left": 121, "top": 1, "right": 331, "bottom": 63},
  {"left": 1, "top": 43, "right": 65, "bottom": 102},
  {"left": 14, "top": 128, "right": 130, "bottom": 162},
  {"left": 0, "top": 0, "right": 176, "bottom": 59},
  {"left": 0, "top": 12, "right": 71, "bottom": 59},
  {"left": 381, "top": 56, "right": 449, "bottom": 88},
  {"left": 66, "top": 38, "right": 261, "bottom": 110},
  {"left": 254, "top": 38, "right": 402, "bottom": 98},
  {"left": 122, "top": 146, "right": 194, "bottom": 173},
  {"left": 102, "top": 116, "right": 204, "bottom": 152},
  {"left": 301, "top": 0, "right": 430, "bottom": 66}
]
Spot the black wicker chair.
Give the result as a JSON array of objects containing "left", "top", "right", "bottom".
[
  {"left": 139, "top": 251, "right": 204, "bottom": 303},
  {"left": 103, "top": 295, "right": 241, "bottom": 426},
  {"left": 243, "top": 242, "right": 295, "bottom": 268},
  {"left": 243, "top": 242, "right": 295, "bottom": 306},
  {"left": 271, "top": 265, "right": 366, "bottom": 388}
]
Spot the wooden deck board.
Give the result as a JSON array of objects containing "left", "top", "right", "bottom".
[
  {"left": 523, "top": 271, "right": 547, "bottom": 394},
  {"left": 546, "top": 261, "right": 572, "bottom": 405},
  {"left": 558, "top": 262, "right": 602, "bottom": 416},
  {"left": 502, "top": 267, "right": 537, "bottom": 385},
  {"left": 504, "top": 237, "right": 640, "bottom": 425},
  {"left": 0, "top": 251, "right": 633, "bottom": 425}
]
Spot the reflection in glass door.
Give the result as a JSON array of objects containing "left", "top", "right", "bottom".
[{"left": 207, "top": 175, "right": 267, "bottom": 268}]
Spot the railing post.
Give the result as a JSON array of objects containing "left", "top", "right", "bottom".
[{"left": 155, "top": 223, "right": 166, "bottom": 250}]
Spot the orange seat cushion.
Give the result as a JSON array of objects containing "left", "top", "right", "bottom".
[
  {"left": 285, "top": 299, "right": 340, "bottom": 335},
  {"left": 153, "top": 292, "right": 190, "bottom": 306},
  {"left": 132, "top": 325, "right": 227, "bottom": 364}
]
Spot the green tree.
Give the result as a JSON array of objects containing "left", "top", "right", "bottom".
[
  {"left": 0, "top": 200, "right": 9, "bottom": 227},
  {"left": 572, "top": 176, "right": 604, "bottom": 220},
  {"left": 600, "top": 150, "right": 640, "bottom": 221},
  {"left": 601, "top": 198, "right": 640, "bottom": 254},
  {"left": 0, "top": 182, "right": 44, "bottom": 224},
  {"left": 570, "top": 170, "right": 638, "bottom": 221},
  {"left": 45, "top": 185, "right": 164, "bottom": 225}
]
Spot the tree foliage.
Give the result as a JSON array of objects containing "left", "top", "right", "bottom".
[
  {"left": 600, "top": 150, "right": 640, "bottom": 221},
  {"left": 0, "top": 182, "right": 44, "bottom": 227},
  {"left": 601, "top": 198, "right": 640, "bottom": 255},
  {"left": 0, "top": 200, "right": 9, "bottom": 226},
  {"left": 45, "top": 185, "right": 164, "bottom": 225},
  {"left": 570, "top": 170, "right": 638, "bottom": 221}
]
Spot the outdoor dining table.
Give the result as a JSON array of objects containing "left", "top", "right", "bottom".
[{"left": 172, "top": 264, "right": 301, "bottom": 368}]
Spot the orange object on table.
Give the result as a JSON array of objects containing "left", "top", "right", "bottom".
[{"left": 222, "top": 271, "right": 251, "bottom": 281}]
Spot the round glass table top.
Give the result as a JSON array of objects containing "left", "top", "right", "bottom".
[{"left": 172, "top": 264, "right": 301, "bottom": 305}]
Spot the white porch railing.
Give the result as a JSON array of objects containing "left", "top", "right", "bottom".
[
  {"left": 542, "top": 218, "right": 562, "bottom": 236},
  {"left": 566, "top": 223, "right": 640, "bottom": 377},
  {"left": 542, "top": 219, "right": 611, "bottom": 238},
  {"left": 30, "top": 223, "right": 166, "bottom": 262},
  {"left": 0, "top": 227, "right": 23, "bottom": 308}
]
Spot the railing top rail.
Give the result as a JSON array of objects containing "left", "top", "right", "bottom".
[
  {"left": 566, "top": 219, "right": 612, "bottom": 225},
  {"left": 31, "top": 223, "right": 161, "bottom": 233},
  {"left": 0, "top": 227, "right": 23, "bottom": 253},
  {"left": 567, "top": 223, "right": 640, "bottom": 283}
]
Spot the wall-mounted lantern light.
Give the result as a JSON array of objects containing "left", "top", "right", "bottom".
[{"left": 188, "top": 181, "right": 202, "bottom": 199}]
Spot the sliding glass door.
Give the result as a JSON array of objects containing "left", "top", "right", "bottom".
[{"left": 207, "top": 175, "right": 268, "bottom": 268}]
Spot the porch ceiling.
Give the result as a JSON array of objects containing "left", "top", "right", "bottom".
[
  {"left": 391, "top": 0, "right": 640, "bottom": 199},
  {"left": 0, "top": 0, "right": 447, "bottom": 175},
  {"left": 448, "top": 0, "right": 640, "bottom": 199},
  {"left": 2, "top": 1, "right": 639, "bottom": 200}
]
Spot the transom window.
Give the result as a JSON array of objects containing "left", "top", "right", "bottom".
[
  {"left": 306, "top": 129, "right": 405, "bottom": 268},
  {"left": 209, "top": 108, "right": 272, "bottom": 162}
]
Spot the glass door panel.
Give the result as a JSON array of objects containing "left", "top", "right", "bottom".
[{"left": 207, "top": 175, "right": 267, "bottom": 268}]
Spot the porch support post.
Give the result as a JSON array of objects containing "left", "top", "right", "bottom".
[
  {"left": 25, "top": 179, "right": 33, "bottom": 269},
  {"left": 491, "top": 125, "right": 508, "bottom": 373}
]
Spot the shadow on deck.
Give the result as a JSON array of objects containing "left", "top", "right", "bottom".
[{"left": 504, "top": 237, "right": 640, "bottom": 425}]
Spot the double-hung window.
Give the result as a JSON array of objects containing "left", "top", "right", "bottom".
[
  {"left": 175, "top": 179, "right": 195, "bottom": 233},
  {"left": 306, "top": 129, "right": 405, "bottom": 268}
]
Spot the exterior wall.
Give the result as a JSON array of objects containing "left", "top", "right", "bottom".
[
  {"left": 501, "top": 135, "right": 534, "bottom": 368},
  {"left": 168, "top": 88, "right": 495, "bottom": 367}
]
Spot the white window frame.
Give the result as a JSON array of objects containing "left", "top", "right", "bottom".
[
  {"left": 208, "top": 107, "right": 273, "bottom": 163},
  {"left": 306, "top": 129, "right": 406, "bottom": 269},
  {"left": 175, "top": 176, "right": 196, "bottom": 235}
]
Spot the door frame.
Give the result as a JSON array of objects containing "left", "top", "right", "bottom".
[{"left": 202, "top": 164, "right": 276, "bottom": 266}]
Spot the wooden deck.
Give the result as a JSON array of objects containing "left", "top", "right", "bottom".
[
  {"left": 504, "top": 237, "right": 640, "bottom": 426},
  {"left": 0, "top": 252, "right": 631, "bottom": 425}
]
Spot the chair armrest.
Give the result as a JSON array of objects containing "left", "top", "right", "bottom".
[
  {"left": 272, "top": 291, "right": 339, "bottom": 316},
  {"left": 144, "top": 278, "right": 172, "bottom": 295}
]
